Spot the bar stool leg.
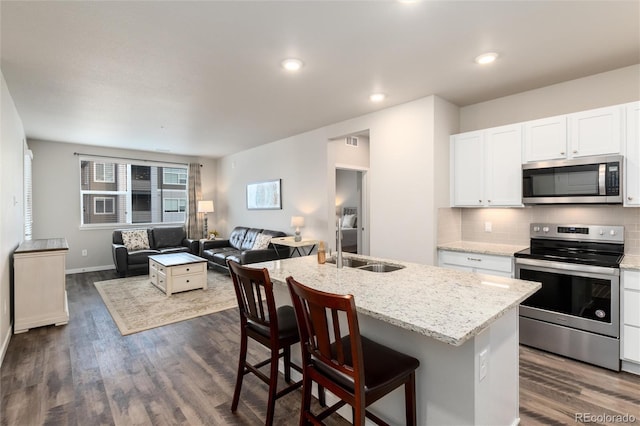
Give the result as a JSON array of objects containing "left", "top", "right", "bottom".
[
  {"left": 265, "top": 348, "right": 280, "bottom": 426},
  {"left": 231, "top": 329, "right": 248, "bottom": 412},
  {"left": 405, "top": 372, "right": 417, "bottom": 426}
]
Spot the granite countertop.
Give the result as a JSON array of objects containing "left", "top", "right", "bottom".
[
  {"left": 621, "top": 254, "right": 640, "bottom": 270},
  {"left": 254, "top": 254, "right": 540, "bottom": 347},
  {"left": 437, "top": 241, "right": 528, "bottom": 257}
]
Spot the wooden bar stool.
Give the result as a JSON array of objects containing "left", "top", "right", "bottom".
[
  {"left": 227, "top": 260, "right": 304, "bottom": 425},
  {"left": 286, "top": 276, "right": 420, "bottom": 426}
]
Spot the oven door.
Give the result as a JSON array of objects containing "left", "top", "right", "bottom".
[{"left": 516, "top": 258, "right": 619, "bottom": 338}]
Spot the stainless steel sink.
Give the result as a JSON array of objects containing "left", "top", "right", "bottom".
[
  {"left": 325, "top": 257, "right": 370, "bottom": 268},
  {"left": 356, "top": 263, "right": 405, "bottom": 273},
  {"left": 325, "top": 257, "right": 405, "bottom": 272}
]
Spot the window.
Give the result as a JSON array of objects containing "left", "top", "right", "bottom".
[
  {"left": 80, "top": 157, "right": 188, "bottom": 227},
  {"left": 94, "top": 162, "right": 115, "bottom": 183},
  {"left": 94, "top": 197, "right": 115, "bottom": 214},
  {"left": 163, "top": 168, "right": 187, "bottom": 185},
  {"left": 164, "top": 198, "right": 186, "bottom": 213}
]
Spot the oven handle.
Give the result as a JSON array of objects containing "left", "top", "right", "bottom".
[{"left": 514, "top": 257, "right": 619, "bottom": 276}]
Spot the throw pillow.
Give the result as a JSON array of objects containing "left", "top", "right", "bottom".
[
  {"left": 121, "top": 229, "right": 150, "bottom": 251},
  {"left": 252, "top": 233, "right": 272, "bottom": 250},
  {"left": 341, "top": 214, "right": 356, "bottom": 228}
]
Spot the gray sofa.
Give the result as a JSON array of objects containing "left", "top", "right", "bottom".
[
  {"left": 200, "top": 226, "right": 286, "bottom": 270},
  {"left": 112, "top": 226, "right": 199, "bottom": 277}
]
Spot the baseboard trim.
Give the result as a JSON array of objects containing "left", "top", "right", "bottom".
[
  {"left": 0, "top": 323, "right": 12, "bottom": 367},
  {"left": 66, "top": 265, "right": 115, "bottom": 275}
]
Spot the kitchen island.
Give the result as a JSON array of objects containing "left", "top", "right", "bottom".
[{"left": 254, "top": 254, "right": 541, "bottom": 425}]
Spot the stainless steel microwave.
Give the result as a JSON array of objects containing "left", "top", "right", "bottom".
[{"left": 522, "top": 154, "right": 623, "bottom": 205}]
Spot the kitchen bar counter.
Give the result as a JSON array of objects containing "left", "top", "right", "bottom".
[
  {"left": 258, "top": 254, "right": 539, "bottom": 346},
  {"left": 621, "top": 254, "right": 640, "bottom": 270},
  {"left": 254, "top": 254, "right": 540, "bottom": 425}
]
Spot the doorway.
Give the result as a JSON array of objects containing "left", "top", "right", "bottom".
[
  {"left": 336, "top": 168, "right": 368, "bottom": 255},
  {"left": 330, "top": 130, "right": 370, "bottom": 255}
]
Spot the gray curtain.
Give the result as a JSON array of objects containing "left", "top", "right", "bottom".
[{"left": 187, "top": 163, "right": 202, "bottom": 239}]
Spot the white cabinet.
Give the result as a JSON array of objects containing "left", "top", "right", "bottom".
[
  {"left": 451, "top": 124, "right": 522, "bottom": 207},
  {"left": 523, "top": 105, "right": 622, "bottom": 162},
  {"left": 625, "top": 101, "right": 640, "bottom": 206},
  {"left": 438, "top": 250, "right": 514, "bottom": 278},
  {"left": 524, "top": 115, "right": 567, "bottom": 162},
  {"left": 451, "top": 131, "right": 483, "bottom": 206},
  {"left": 570, "top": 105, "right": 622, "bottom": 157},
  {"left": 13, "top": 238, "right": 69, "bottom": 333},
  {"left": 621, "top": 269, "right": 640, "bottom": 374}
]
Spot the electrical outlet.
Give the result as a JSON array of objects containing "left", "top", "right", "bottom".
[
  {"left": 484, "top": 222, "right": 492, "bottom": 232},
  {"left": 82, "top": 249, "right": 88, "bottom": 257},
  {"left": 479, "top": 348, "right": 489, "bottom": 381}
]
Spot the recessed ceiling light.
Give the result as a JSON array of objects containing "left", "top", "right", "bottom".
[
  {"left": 475, "top": 52, "right": 499, "bottom": 65},
  {"left": 281, "top": 58, "right": 304, "bottom": 72},
  {"left": 369, "top": 93, "right": 386, "bottom": 102}
]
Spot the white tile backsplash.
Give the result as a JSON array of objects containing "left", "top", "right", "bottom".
[{"left": 448, "top": 205, "right": 640, "bottom": 255}]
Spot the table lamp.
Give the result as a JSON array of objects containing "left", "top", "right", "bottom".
[
  {"left": 197, "top": 200, "right": 215, "bottom": 238},
  {"left": 291, "top": 216, "right": 305, "bottom": 242}
]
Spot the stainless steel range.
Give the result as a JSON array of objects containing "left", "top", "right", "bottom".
[{"left": 515, "top": 223, "right": 624, "bottom": 371}]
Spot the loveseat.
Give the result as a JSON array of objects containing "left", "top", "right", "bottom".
[
  {"left": 112, "top": 226, "right": 199, "bottom": 277},
  {"left": 200, "top": 226, "right": 286, "bottom": 270}
]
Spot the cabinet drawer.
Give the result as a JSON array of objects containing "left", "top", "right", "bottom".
[
  {"left": 623, "top": 270, "right": 640, "bottom": 291},
  {"left": 150, "top": 260, "right": 167, "bottom": 275},
  {"left": 172, "top": 274, "right": 206, "bottom": 293},
  {"left": 438, "top": 250, "right": 513, "bottom": 273},
  {"left": 623, "top": 325, "right": 640, "bottom": 362},
  {"left": 624, "top": 290, "right": 640, "bottom": 327},
  {"left": 171, "top": 262, "right": 206, "bottom": 276}
]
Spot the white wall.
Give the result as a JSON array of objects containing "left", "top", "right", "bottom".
[
  {"left": 28, "top": 139, "right": 217, "bottom": 272},
  {"left": 0, "top": 71, "right": 26, "bottom": 363},
  {"left": 217, "top": 95, "right": 458, "bottom": 265},
  {"left": 460, "top": 64, "right": 640, "bottom": 132},
  {"left": 335, "top": 169, "right": 359, "bottom": 208}
]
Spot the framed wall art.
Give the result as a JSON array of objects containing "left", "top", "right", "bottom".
[{"left": 246, "top": 179, "right": 282, "bottom": 210}]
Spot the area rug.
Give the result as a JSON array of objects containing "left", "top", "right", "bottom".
[{"left": 95, "top": 271, "right": 237, "bottom": 335}]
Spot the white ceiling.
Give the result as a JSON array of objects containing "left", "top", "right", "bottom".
[{"left": 1, "top": 1, "right": 639, "bottom": 158}]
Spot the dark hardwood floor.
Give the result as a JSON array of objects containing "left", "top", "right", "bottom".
[{"left": 1, "top": 270, "right": 639, "bottom": 425}]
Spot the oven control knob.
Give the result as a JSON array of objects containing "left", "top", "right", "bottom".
[
  {"left": 599, "top": 229, "right": 605, "bottom": 236},
  {"left": 610, "top": 230, "right": 617, "bottom": 236},
  {"left": 533, "top": 226, "right": 540, "bottom": 232},
  {"left": 542, "top": 226, "right": 550, "bottom": 233}
]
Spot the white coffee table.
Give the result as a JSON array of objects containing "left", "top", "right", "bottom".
[{"left": 149, "top": 253, "right": 208, "bottom": 296}]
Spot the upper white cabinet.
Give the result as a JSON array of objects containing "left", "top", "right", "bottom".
[
  {"left": 451, "top": 124, "right": 522, "bottom": 207},
  {"left": 523, "top": 105, "right": 622, "bottom": 162},
  {"left": 570, "top": 105, "right": 622, "bottom": 157},
  {"left": 524, "top": 115, "right": 567, "bottom": 162},
  {"left": 451, "top": 131, "right": 484, "bottom": 206},
  {"left": 625, "top": 101, "right": 640, "bottom": 207}
]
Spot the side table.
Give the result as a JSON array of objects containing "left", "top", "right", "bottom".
[{"left": 271, "top": 236, "right": 319, "bottom": 258}]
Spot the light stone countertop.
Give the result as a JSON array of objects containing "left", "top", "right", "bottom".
[
  {"left": 437, "top": 241, "right": 528, "bottom": 257},
  {"left": 621, "top": 254, "right": 640, "bottom": 270},
  {"left": 253, "top": 254, "right": 540, "bottom": 347}
]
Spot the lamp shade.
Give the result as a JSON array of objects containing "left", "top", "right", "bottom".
[
  {"left": 290, "top": 216, "right": 305, "bottom": 228},
  {"left": 197, "top": 200, "right": 214, "bottom": 213}
]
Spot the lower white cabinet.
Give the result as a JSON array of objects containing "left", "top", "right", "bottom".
[
  {"left": 13, "top": 238, "right": 69, "bottom": 334},
  {"left": 438, "top": 250, "right": 514, "bottom": 278},
  {"left": 622, "top": 269, "right": 640, "bottom": 373}
]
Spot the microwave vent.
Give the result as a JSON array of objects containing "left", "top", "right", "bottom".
[{"left": 345, "top": 136, "right": 359, "bottom": 147}]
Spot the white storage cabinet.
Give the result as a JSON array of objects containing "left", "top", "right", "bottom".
[
  {"left": 621, "top": 269, "right": 640, "bottom": 374},
  {"left": 450, "top": 124, "right": 522, "bottom": 207},
  {"left": 438, "top": 250, "right": 514, "bottom": 278},
  {"left": 625, "top": 101, "right": 640, "bottom": 207},
  {"left": 523, "top": 105, "right": 622, "bottom": 162},
  {"left": 13, "top": 238, "right": 69, "bottom": 333}
]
